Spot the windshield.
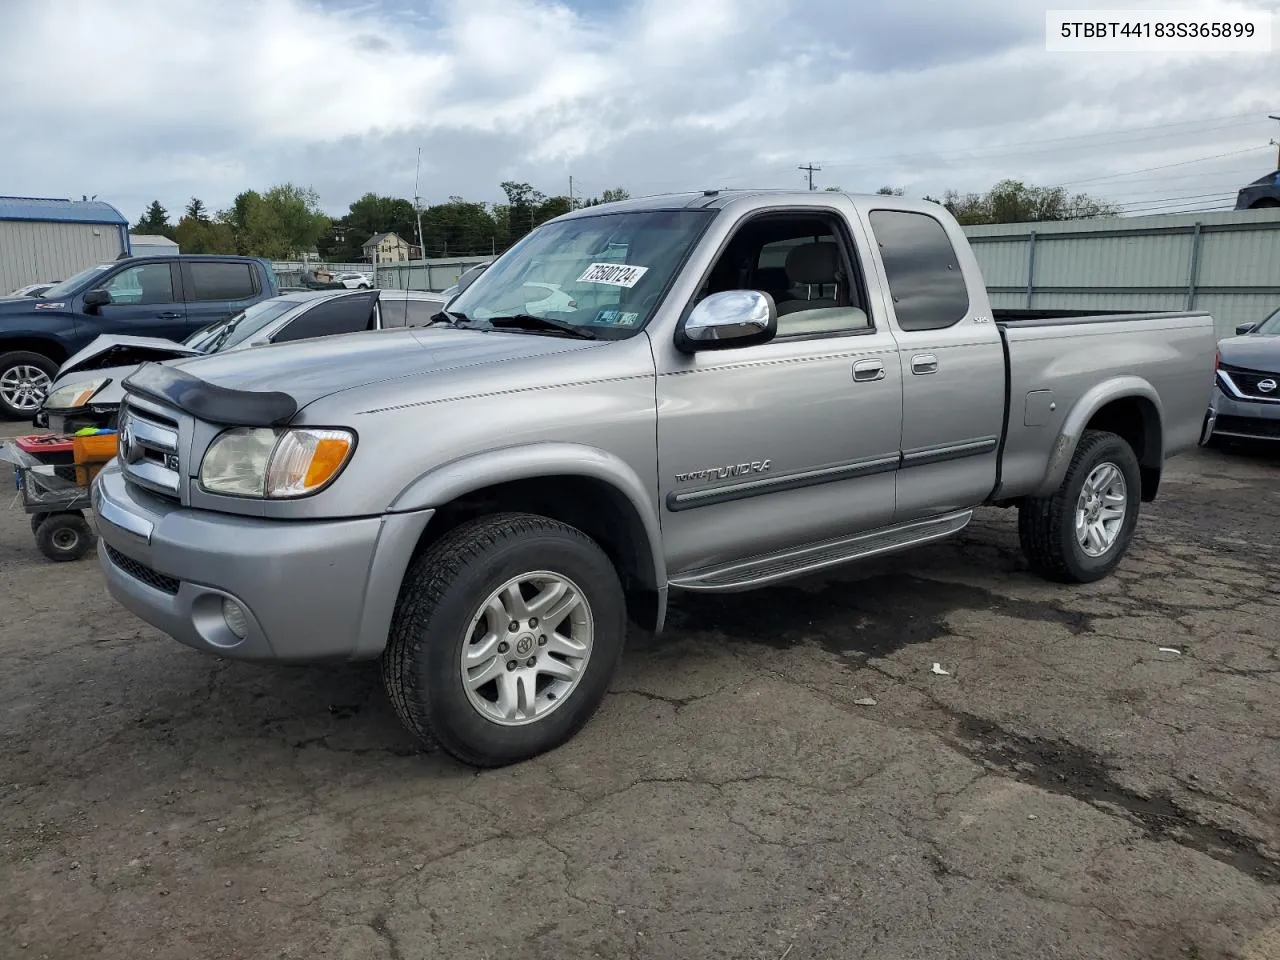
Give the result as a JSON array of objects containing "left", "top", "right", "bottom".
[
  {"left": 1254, "top": 306, "right": 1280, "bottom": 335},
  {"left": 40, "top": 264, "right": 114, "bottom": 300},
  {"left": 183, "top": 297, "right": 300, "bottom": 352},
  {"left": 447, "top": 209, "right": 713, "bottom": 337}
]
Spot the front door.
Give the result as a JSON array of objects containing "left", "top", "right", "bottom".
[
  {"left": 863, "top": 207, "right": 1006, "bottom": 523},
  {"left": 654, "top": 205, "right": 903, "bottom": 579},
  {"left": 88, "top": 262, "right": 189, "bottom": 340}
]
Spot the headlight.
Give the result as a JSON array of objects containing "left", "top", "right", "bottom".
[
  {"left": 42, "top": 377, "right": 108, "bottom": 410},
  {"left": 199, "top": 427, "right": 355, "bottom": 498}
]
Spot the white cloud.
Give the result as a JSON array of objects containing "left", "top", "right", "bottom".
[{"left": 0, "top": 0, "right": 1276, "bottom": 221}]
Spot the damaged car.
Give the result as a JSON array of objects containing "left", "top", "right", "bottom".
[{"left": 37, "top": 287, "right": 446, "bottom": 433}]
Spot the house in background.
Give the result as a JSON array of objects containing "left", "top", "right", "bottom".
[
  {"left": 362, "top": 231, "right": 410, "bottom": 262},
  {"left": 0, "top": 196, "right": 130, "bottom": 292},
  {"left": 128, "top": 233, "right": 180, "bottom": 257}
]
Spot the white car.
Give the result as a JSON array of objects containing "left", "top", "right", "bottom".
[
  {"left": 7, "top": 281, "right": 58, "bottom": 298},
  {"left": 335, "top": 272, "right": 374, "bottom": 289},
  {"left": 37, "top": 288, "right": 446, "bottom": 433}
]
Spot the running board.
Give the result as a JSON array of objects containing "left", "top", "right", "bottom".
[{"left": 668, "top": 509, "right": 973, "bottom": 593}]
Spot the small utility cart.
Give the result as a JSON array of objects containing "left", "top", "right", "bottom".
[{"left": 2, "top": 431, "right": 117, "bottom": 562}]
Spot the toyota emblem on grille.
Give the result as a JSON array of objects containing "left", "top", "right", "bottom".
[
  {"left": 119, "top": 419, "right": 142, "bottom": 464},
  {"left": 1259, "top": 378, "right": 1278, "bottom": 394}
]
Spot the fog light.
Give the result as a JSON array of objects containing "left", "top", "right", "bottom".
[{"left": 222, "top": 598, "right": 248, "bottom": 639}]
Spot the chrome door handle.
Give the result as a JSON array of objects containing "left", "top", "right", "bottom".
[
  {"left": 157, "top": 311, "right": 183, "bottom": 319},
  {"left": 853, "top": 359, "right": 885, "bottom": 382},
  {"left": 911, "top": 354, "right": 938, "bottom": 375}
]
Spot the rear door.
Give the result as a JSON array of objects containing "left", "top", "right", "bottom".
[
  {"left": 181, "top": 260, "right": 265, "bottom": 330},
  {"left": 861, "top": 205, "right": 1006, "bottom": 523},
  {"left": 86, "top": 261, "right": 189, "bottom": 340}
]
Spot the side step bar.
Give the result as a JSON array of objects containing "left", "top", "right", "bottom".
[{"left": 668, "top": 509, "right": 973, "bottom": 593}]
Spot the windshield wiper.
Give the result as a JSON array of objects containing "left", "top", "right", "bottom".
[
  {"left": 483, "top": 314, "right": 596, "bottom": 340},
  {"left": 426, "top": 308, "right": 473, "bottom": 328},
  {"left": 199, "top": 314, "right": 245, "bottom": 353}
]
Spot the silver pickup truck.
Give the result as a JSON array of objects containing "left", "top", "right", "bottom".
[{"left": 91, "top": 190, "right": 1216, "bottom": 767}]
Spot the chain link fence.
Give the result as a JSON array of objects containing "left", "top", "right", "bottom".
[{"left": 271, "top": 256, "right": 493, "bottom": 292}]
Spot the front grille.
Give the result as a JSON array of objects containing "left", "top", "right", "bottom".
[
  {"left": 105, "top": 544, "right": 181, "bottom": 595},
  {"left": 118, "top": 398, "right": 182, "bottom": 500},
  {"left": 1219, "top": 365, "right": 1280, "bottom": 402},
  {"left": 1214, "top": 415, "right": 1280, "bottom": 440}
]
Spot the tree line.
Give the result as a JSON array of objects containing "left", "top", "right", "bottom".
[
  {"left": 132, "top": 178, "right": 1119, "bottom": 261},
  {"left": 132, "top": 182, "right": 632, "bottom": 262},
  {"left": 852, "top": 180, "right": 1121, "bottom": 224}
]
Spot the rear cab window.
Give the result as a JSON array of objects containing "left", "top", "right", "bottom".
[{"left": 866, "top": 209, "right": 970, "bottom": 332}]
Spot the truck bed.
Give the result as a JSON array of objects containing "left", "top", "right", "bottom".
[{"left": 992, "top": 309, "right": 1217, "bottom": 502}]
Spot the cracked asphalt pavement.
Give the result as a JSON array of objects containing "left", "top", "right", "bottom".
[{"left": 2, "top": 424, "right": 1279, "bottom": 960}]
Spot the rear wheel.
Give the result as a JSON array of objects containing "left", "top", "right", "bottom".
[
  {"left": 1018, "top": 429, "right": 1141, "bottom": 584},
  {"left": 382, "top": 512, "right": 627, "bottom": 767},
  {"left": 0, "top": 351, "right": 57, "bottom": 420}
]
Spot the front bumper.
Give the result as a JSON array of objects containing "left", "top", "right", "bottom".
[
  {"left": 1204, "top": 388, "right": 1280, "bottom": 443},
  {"left": 92, "top": 462, "right": 434, "bottom": 663}
]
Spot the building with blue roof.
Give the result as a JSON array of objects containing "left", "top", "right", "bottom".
[{"left": 0, "top": 196, "right": 131, "bottom": 294}]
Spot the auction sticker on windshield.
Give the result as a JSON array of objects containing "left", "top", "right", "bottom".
[{"left": 577, "top": 262, "right": 649, "bottom": 288}]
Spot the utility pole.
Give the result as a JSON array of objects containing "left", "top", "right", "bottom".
[
  {"left": 413, "top": 148, "right": 425, "bottom": 259},
  {"left": 799, "top": 162, "right": 822, "bottom": 190},
  {"left": 569, "top": 175, "right": 575, "bottom": 209},
  {"left": 1270, "top": 115, "right": 1280, "bottom": 169}
]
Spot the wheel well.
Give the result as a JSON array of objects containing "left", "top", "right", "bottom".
[
  {"left": 414, "top": 475, "right": 662, "bottom": 631},
  {"left": 1249, "top": 197, "right": 1280, "bottom": 208},
  {"left": 0, "top": 338, "right": 67, "bottom": 365},
  {"left": 1086, "top": 396, "right": 1162, "bottom": 501}
]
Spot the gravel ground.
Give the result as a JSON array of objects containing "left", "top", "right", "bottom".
[{"left": 2, "top": 420, "right": 1279, "bottom": 960}]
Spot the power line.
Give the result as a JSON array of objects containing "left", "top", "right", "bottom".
[
  {"left": 807, "top": 110, "right": 1271, "bottom": 168},
  {"left": 1053, "top": 145, "right": 1271, "bottom": 187},
  {"left": 815, "top": 118, "right": 1265, "bottom": 172}
]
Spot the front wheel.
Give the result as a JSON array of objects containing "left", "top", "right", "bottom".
[
  {"left": 1018, "top": 429, "right": 1141, "bottom": 584},
  {"left": 382, "top": 512, "right": 627, "bottom": 767}
]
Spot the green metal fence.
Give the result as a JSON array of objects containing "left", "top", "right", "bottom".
[{"left": 964, "top": 207, "right": 1280, "bottom": 339}]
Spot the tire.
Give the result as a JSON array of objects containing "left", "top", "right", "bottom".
[
  {"left": 1018, "top": 429, "right": 1141, "bottom": 584},
  {"left": 0, "top": 351, "right": 58, "bottom": 420},
  {"left": 30, "top": 512, "right": 50, "bottom": 536},
  {"left": 34, "top": 512, "right": 96, "bottom": 562},
  {"left": 382, "top": 512, "right": 627, "bottom": 767}
]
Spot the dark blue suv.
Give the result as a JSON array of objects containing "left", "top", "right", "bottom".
[{"left": 0, "top": 255, "right": 279, "bottom": 418}]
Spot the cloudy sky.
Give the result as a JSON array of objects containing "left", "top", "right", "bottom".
[{"left": 1, "top": 0, "right": 1277, "bottom": 225}]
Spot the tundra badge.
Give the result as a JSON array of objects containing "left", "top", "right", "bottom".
[{"left": 675, "top": 460, "right": 771, "bottom": 483}]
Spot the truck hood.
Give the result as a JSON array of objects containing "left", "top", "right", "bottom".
[
  {"left": 0, "top": 296, "right": 51, "bottom": 315},
  {"left": 163, "top": 326, "right": 603, "bottom": 410},
  {"left": 1217, "top": 335, "right": 1280, "bottom": 372}
]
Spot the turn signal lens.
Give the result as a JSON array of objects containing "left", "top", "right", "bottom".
[{"left": 265, "top": 429, "right": 355, "bottom": 497}]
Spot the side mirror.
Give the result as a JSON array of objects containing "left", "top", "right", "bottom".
[
  {"left": 1235, "top": 322, "right": 1257, "bottom": 336},
  {"left": 83, "top": 289, "right": 111, "bottom": 310},
  {"left": 675, "top": 290, "right": 777, "bottom": 352}
]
